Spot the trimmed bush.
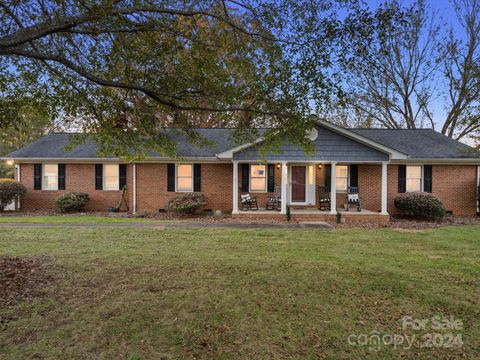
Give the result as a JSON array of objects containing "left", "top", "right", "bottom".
[
  {"left": 394, "top": 192, "right": 445, "bottom": 220},
  {"left": 167, "top": 193, "right": 207, "bottom": 214},
  {"left": 56, "top": 192, "right": 90, "bottom": 213},
  {"left": 0, "top": 179, "right": 27, "bottom": 210}
]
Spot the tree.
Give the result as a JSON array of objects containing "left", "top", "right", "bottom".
[
  {"left": 337, "top": 0, "right": 480, "bottom": 142},
  {"left": 0, "top": 0, "right": 361, "bottom": 157},
  {"left": 0, "top": 96, "right": 55, "bottom": 178}
]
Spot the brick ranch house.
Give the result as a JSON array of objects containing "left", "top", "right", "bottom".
[{"left": 4, "top": 120, "right": 480, "bottom": 223}]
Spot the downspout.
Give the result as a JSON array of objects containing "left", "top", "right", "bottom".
[
  {"left": 133, "top": 163, "right": 137, "bottom": 213},
  {"left": 477, "top": 166, "right": 480, "bottom": 215}
]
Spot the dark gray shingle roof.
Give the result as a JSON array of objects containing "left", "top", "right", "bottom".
[
  {"left": 351, "top": 129, "right": 476, "bottom": 159},
  {"left": 6, "top": 129, "right": 238, "bottom": 159},
  {"left": 5, "top": 127, "right": 477, "bottom": 160}
]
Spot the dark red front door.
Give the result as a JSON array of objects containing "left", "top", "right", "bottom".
[{"left": 291, "top": 166, "right": 306, "bottom": 202}]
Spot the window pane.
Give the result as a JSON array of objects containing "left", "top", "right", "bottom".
[
  {"left": 407, "top": 166, "right": 421, "bottom": 179},
  {"left": 406, "top": 179, "right": 421, "bottom": 192},
  {"left": 250, "top": 178, "right": 266, "bottom": 191},
  {"left": 177, "top": 177, "right": 192, "bottom": 191},
  {"left": 43, "top": 164, "right": 58, "bottom": 190},
  {"left": 44, "top": 164, "right": 58, "bottom": 176},
  {"left": 44, "top": 176, "right": 58, "bottom": 190},
  {"left": 104, "top": 164, "right": 119, "bottom": 190},
  {"left": 250, "top": 165, "right": 265, "bottom": 177},
  {"left": 178, "top": 164, "right": 192, "bottom": 177},
  {"left": 104, "top": 164, "right": 119, "bottom": 177},
  {"left": 336, "top": 165, "right": 348, "bottom": 178},
  {"left": 337, "top": 178, "right": 348, "bottom": 191}
]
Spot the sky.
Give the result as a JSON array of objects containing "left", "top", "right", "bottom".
[{"left": 365, "top": 0, "right": 471, "bottom": 136}]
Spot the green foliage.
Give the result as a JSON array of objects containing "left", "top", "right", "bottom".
[
  {"left": 167, "top": 193, "right": 207, "bottom": 214},
  {"left": 286, "top": 205, "right": 291, "bottom": 222},
  {"left": 0, "top": 179, "right": 27, "bottom": 210},
  {"left": 394, "top": 192, "right": 445, "bottom": 220},
  {"left": 0, "top": 1, "right": 365, "bottom": 157},
  {"left": 56, "top": 192, "right": 90, "bottom": 213},
  {"left": 336, "top": 211, "right": 342, "bottom": 224}
]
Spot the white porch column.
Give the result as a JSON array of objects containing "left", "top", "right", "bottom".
[
  {"left": 280, "top": 161, "right": 288, "bottom": 214},
  {"left": 330, "top": 162, "right": 337, "bottom": 214},
  {"left": 381, "top": 162, "right": 388, "bottom": 215},
  {"left": 232, "top": 161, "right": 239, "bottom": 214},
  {"left": 132, "top": 163, "right": 137, "bottom": 213}
]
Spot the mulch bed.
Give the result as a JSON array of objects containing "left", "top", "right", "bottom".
[{"left": 0, "top": 256, "right": 54, "bottom": 312}]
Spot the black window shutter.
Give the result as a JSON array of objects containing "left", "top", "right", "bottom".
[
  {"left": 241, "top": 164, "right": 250, "bottom": 192},
  {"left": 398, "top": 165, "right": 406, "bottom": 193},
  {"left": 167, "top": 163, "right": 175, "bottom": 192},
  {"left": 119, "top": 164, "right": 127, "bottom": 190},
  {"left": 423, "top": 165, "right": 432, "bottom": 193},
  {"left": 324, "top": 164, "right": 331, "bottom": 190},
  {"left": 349, "top": 164, "right": 358, "bottom": 188},
  {"left": 267, "top": 164, "right": 275, "bottom": 192},
  {"left": 58, "top": 164, "right": 66, "bottom": 190},
  {"left": 95, "top": 164, "right": 103, "bottom": 190},
  {"left": 34, "top": 163, "right": 42, "bottom": 190},
  {"left": 193, "top": 164, "right": 201, "bottom": 192}
]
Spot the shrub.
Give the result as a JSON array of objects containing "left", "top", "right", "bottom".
[
  {"left": 167, "top": 193, "right": 207, "bottom": 214},
  {"left": 394, "top": 192, "right": 445, "bottom": 220},
  {"left": 56, "top": 192, "right": 90, "bottom": 213},
  {"left": 0, "top": 179, "right": 27, "bottom": 210}
]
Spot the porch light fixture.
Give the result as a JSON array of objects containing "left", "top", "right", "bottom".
[
  {"left": 318, "top": 164, "right": 322, "bottom": 169},
  {"left": 276, "top": 163, "right": 281, "bottom": 169},
  {"left": 6, "top": 159, "right": 14, "bottom": 166}
]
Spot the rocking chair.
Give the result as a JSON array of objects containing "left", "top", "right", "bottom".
[
  {"left": 317, "top": 186, "right": 331, "bottom": 211},
  {"left": 265, "top": 185, "right": 281, "bottom": 211},
  {"left": 345, "top": 186, "right": 361, "bottom": 212},
  {"left": 240, "top": 193, "right": 259, "bottom": 211}
]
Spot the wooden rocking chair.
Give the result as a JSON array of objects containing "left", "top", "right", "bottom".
[
  {"left": 265, "top": 185, "right": 281, "bottom": 211},
  {"left": 317, "top": 186, "right": 331, "bottom": 211},
  {"left": 240, "top": 193, "right": 258, "bottom": 211},
  {"left": 345, "top": 186, "right": 361, "bottom": 212}
]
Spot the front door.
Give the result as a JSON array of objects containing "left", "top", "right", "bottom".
[{"left": 291, "top": 166, "right": 306, "bottom": 202}]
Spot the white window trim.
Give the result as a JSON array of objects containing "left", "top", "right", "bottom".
[
  {"left": 249, "top": 164, "right": 267, "bottom": 193},
  {"left": 175, "top": 164, "right": 194, "bottom": 193},
  {"left": 406, "top": 165, "right": 423, "bottom": 192},
  {"left": 103, "top": 164, "right": 120, "bottom": 191},
  {"left": 42, "top": 163, "right": 59, "bottom": 191},
  {"left": 335, "top": 164, "right": 349, "bottom": 193}
]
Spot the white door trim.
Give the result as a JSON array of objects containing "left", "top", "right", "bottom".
[{"left": 288, "top": 164, "right": 315, "bottom": 206}]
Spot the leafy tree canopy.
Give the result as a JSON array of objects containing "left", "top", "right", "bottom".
[{"left": 0, "top": 0, "right": 362, "bottom": 158}]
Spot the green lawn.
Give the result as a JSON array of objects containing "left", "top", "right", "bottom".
[{"left": 0, "top": 226, "right": 479, "bottom": 359}]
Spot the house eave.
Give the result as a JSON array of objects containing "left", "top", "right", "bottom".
[
  {"left": 1, "top": 156, "right": 228, "bottom": 163},
  {"left": 390, "top": 158, "right": 480, "bottom": 164}
]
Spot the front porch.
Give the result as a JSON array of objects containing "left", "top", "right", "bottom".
[{"left": 231, "top": 161, "right": 389, "bottom": 223}]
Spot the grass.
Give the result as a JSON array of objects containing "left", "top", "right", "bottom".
[
  {"left": 0, "top": 225, "right": 479, "bottom": 359},
  {"left": 0, "top": 215, "right": 157, "bottom": 223}
]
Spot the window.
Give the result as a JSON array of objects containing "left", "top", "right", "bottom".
[
  {"left": 177, "top": 164, "right": 193, "bottom": 192},
  {"left": 43, "top": 164, "right": 58, "bottom": 190},
  {"left": 250, "top": 164, "right": 266, "bottom": 191},
  {"left": 336, "top": 165, "right": 348, "bottom": 191},
  {"left": 406, "top": 165, "right": 422, "bottom": 192},
  {"left": 104, "top": 164, "right": 119, "bottom": 191}
]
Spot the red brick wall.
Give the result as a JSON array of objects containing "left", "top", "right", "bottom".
[
  {"left": 19, "top": 163, "right": 133, "bottom": 211},
  {"left": 136, "top": 163, "right": 233, "bottom": 212},
  {"left": 17, "top": 162, "right": 479, "bottom": 216},
  {"left": 387, "top": 164, "right": 478, "bottom": 216}
]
